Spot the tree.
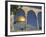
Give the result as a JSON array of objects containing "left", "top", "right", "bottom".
[
  {"left": 10, "top": 5, "right": 19, "bottom": 15},
  {"left": 10, "top": 5, "right": 23, "bottom": 15}
]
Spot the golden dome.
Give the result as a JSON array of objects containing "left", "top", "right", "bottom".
[{"left": 16, "top": 16, "right": 26, "bottom": 22}]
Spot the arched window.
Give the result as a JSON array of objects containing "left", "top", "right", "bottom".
[
  {"left": 38, "top": 12, "right": 42, "bottom": 30},
  {"left": 16, "top": 8, "right": 25, "bottom": 16},
  {"left": 27, "top": 10, "right": 37, "bottom": 27},
  {"left": 14, "top": 9, "right": 25, "bottom": 31},
  {"left": 14, "top": 9, "right": 25, "bottom": 24}
]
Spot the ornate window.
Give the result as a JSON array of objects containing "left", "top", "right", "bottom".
[
  {"left": 38, "top": 12, "right": 42, "bottom": 30},
  {"left": 14, "top": 9, "right": 25, "bottom": 31},
  {"left": 14, "top": 9, "right": 25, "bottom": 24},
  {"left": 27, "top": 10, "right": 37, "bottom": 30}
]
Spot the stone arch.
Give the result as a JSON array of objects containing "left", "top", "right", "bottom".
[
  {"left": 27, "top": 10, "right": 37, "bottom": 27},
  {"left": 14, "top": 8, "right": 25, "bottom": 24},
  {"left": 38, "top": 12, "right": 42, "bottom": 30}
]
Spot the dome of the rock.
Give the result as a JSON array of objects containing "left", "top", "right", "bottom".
[{"left": 16, "top": 16, "right": 26, "bottom": 22}]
